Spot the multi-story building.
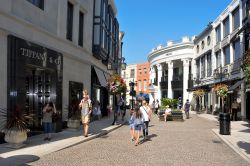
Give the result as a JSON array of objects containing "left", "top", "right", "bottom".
[
  {"left": 193, "top": 23, "right": 214, "bottom": 112},
  {"left": 0, "top": 0, "right": 121, "bottom": 134},
  {"left": 122, "top": 62, "right": 150, "bottom": 105},
  {"left": 122, "top": 64, "right": 137, "bottom": 105},
  {"left": 194, "top": 0, "right": 246, "bottom": 118},
  {"left": 136, "top": 63, "right": 150, "bottom": 94},
  {"left": 148, "top": 37, "right": 194, "bottom": 105},
  {"left": 148, "top": 0, "right": 249, "bottom": 120},
  {"left": 240, "top": 0, "right": 250, "bottom": 120}
]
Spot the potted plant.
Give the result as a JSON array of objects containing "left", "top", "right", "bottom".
[
  {"left": 107, "top": 74, "right": 127, "bottom": 95},
  {"left": 213, "top": 83, "right": 228, "bottom": 113},
  {"left": 161, "top": 98, "right": 178, "bottom": 109},
  {"left": 0, "top": 107, "right": 30, "bottom": 148},
  {"left": 243, "top": 49, "right": 250, "bottom": 83},
  {"left": 67, "top": 101, "right": 81, "bottom": 130}
]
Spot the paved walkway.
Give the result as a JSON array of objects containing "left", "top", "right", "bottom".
[
  {"left": 198, "top": 113, "right": 250, "bottom": 163},
  {"left": 0, "top": 114, "right": 128, "bottom": 166},
  {"left": 32, "top": 114, "right": 249, "bottom": 166}
]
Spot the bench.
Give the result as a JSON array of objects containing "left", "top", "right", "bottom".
[{"left": 158, "top": 110, "right": 184, "bottom": 121}]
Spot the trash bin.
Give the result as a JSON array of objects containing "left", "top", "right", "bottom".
[{"left": 219, "top": 112, "right": 230, "bottom": 135}]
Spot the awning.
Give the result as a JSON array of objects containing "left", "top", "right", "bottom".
[
  {"left": 228, "top": 79, "right": 244, "bottom": 94},
  {"left": 94, "top": 67, "right": 107, "bottom": 87},
  {"left": 103, "top": 72, "right": 111, "bottom": 82}
]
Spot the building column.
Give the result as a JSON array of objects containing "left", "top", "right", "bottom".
[
  {"left": 149, "top": 66, "right": 154, "bottom": 85},
  {"left": 167, "top": 61, "right": 173, "bottom": 99},
  {"left": 241, "top": 75, "right": 246, "bottom": 119},
  {"left": 156, "top": 64, "right": 163, "bottom": 103},
  {"left": 182, "top": 59, "right": 190, "bottom": 104}
]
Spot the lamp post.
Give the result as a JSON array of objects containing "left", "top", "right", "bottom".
[
  {"left": 129, "top": 81, "right": 136, "bottom": 110},
  {"left": 107, "top": 57, "right": 126, "bottom": 74},
  {"left": 107, "top": 57, "right": 126, "bottom": 125},
  {"left": 213, "top": 65, "right": 229, "bottom": 113}
]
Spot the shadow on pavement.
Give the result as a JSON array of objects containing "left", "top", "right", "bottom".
[
  {"left": 139, "top": 134, "right": 157, "bottom": 145},
  {"left": 0, "top": 116, "right": 126, "bottom": 155},
  {"left": 239, "top": 128, "right": 250, "bottom": 133},
  {"left": 237, "top": 141, "right": 250, "bottom": 154},
  {"left": 0, "top": 154, "right": 39, "bottom": 166}
]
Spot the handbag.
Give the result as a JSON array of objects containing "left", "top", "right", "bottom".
[{"left": 52, "top": 112, "right": 59, "bottom": 123}]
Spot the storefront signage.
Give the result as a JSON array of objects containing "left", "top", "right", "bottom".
[{"left": 20, "top": 47, "right": 61, "bottom": 66}]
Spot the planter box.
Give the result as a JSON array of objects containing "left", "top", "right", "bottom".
[
  {"left": 67, "top": 119, "right": 80, "bottom": 130},
  {"left": 4, "top": 130, "right": 27, "bottom": 148},
  {"left": 158, "top": 110, "right": 183, "bottom": 121}
]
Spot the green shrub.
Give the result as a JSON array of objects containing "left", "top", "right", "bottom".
[{"left": 161, "top": 98, "right": 178, "bottom": 108}]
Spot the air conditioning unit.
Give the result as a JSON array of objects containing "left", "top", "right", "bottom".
[{"left": 222, "top": 65, "right": 230, "bottom": 74}]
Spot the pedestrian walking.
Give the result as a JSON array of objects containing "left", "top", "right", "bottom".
[
  {"left": 155, "top": 99, "right": 160, "bottom": 114},
  {"left": 79, "top": 90, "right": 92, "bottom": 137},
  {"left": 42, "top": 102, "right": 56, "bottom": 141},
  {"left": 120, "top": 95, "right": 126, "bottom": 121},
  {"left": 140, "top": 100, "right": 150, "bottom": 140},
  {"left": 93, "top": 101, "right": 101, "bottom": 120},
  {"left": 107, "top": 104, "right": 112, "bottom": 118},
  {"left": 112, "top": 94, "right": 120, "bottom": 125},
  {"left": 231, "top": 99, "right": 239, "bottom": 121},
  {"left": 184, "top": 99, "right": 191, "bottom": 119},
  {"left": 129, "top": 109, "right": 135, "bottom": 141},
  {"left": 133, "top": 107, "right": 143, "bottom": 146}
]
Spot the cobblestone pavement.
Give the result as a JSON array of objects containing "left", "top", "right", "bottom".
[{"left": 31, "top": 115, "right": 249, "bottom": 166}]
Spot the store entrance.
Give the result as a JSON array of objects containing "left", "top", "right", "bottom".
[
  {"left": 25, "top": 66, "right": 57, "bottom": 134},
  {"left": 246, "top": 92, "right": 250, "bottom": 120}
]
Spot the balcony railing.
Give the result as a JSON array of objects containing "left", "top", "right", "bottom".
[
  {"left": 172, "top": 75, "right": 183, "bottom": 81},
  {"left": 171, "top": 80, "right": 183, "bottom": 89},
  {"left": 160, "top": 81, "right": 168, "bottom": 89},
  {"left": 161, "top": 76, "right": 168, "bottom": 82},
  {"left": 230, "top": 58, "right": 242, "bottom": 74},
  {"left": 213, "top": 65, "right": 230, "bottom": 80},
  {"left": 160, "top": 76, "right": 168, "bottom": 89}
]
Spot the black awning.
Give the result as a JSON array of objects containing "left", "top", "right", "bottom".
[
  {"left": 228, "top": 79, "right": 244, "bottom": 94},
  {"left": 94, "top": 67, "right": 107, "bottom": 87}
]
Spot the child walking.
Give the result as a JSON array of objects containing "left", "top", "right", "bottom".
[
  {"left": 129, "top": 109, "right": 135, "bottom": 141},
  {"left": 133, "top": 107, "right": 143, "bottom": 146}
]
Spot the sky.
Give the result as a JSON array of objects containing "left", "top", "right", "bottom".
[{"left": 115, "top": 0, "right": 232, "bottom": 65}]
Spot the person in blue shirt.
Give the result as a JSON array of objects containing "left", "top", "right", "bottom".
[{"left": 184, "top": 99, "right": 191, "bottom": 119}]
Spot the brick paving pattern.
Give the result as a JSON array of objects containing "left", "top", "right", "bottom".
[{"left": 31, "top": 115, "right": 249, "bottom": 166}]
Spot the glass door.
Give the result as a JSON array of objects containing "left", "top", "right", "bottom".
[{"left": 25, "top": 66, "right": 56, "bottom": 134}]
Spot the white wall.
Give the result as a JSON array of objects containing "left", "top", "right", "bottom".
[{"left": 62, "top": 56, "right": 91, "bottom": 121}]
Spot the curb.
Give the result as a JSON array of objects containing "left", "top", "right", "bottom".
[
  {"left": 212, "top": 129, "right": 250, "bottom": 164},
  {"left": 56, "top": 123, "right": 125, "bottom": 152},
  {"left": 0, "top": 121, "right": 127, "bottom": 165}
]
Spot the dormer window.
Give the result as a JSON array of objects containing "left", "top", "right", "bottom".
[
  {"left": 207, "top": 36, "right": 211, "bottom": 46},
  {"left": 196, "top": 45, "right": 199, "bottom": 53},
  {"left": 201, "top": 41, "right": 205, "bottom": 49}
]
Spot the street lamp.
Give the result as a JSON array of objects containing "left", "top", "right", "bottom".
[
  {"left": 129, "top": 81, "right": 136, "bottom": 110},
  {"left": 107, "top": 57, "right": 126, "bottom": 72},
  {"left": 213, "top": 65, "right": 229, "bottom": 112}
]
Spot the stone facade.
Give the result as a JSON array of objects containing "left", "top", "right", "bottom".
[{"left": 0, "top": 0, "right": 120, "bottom": 133}]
